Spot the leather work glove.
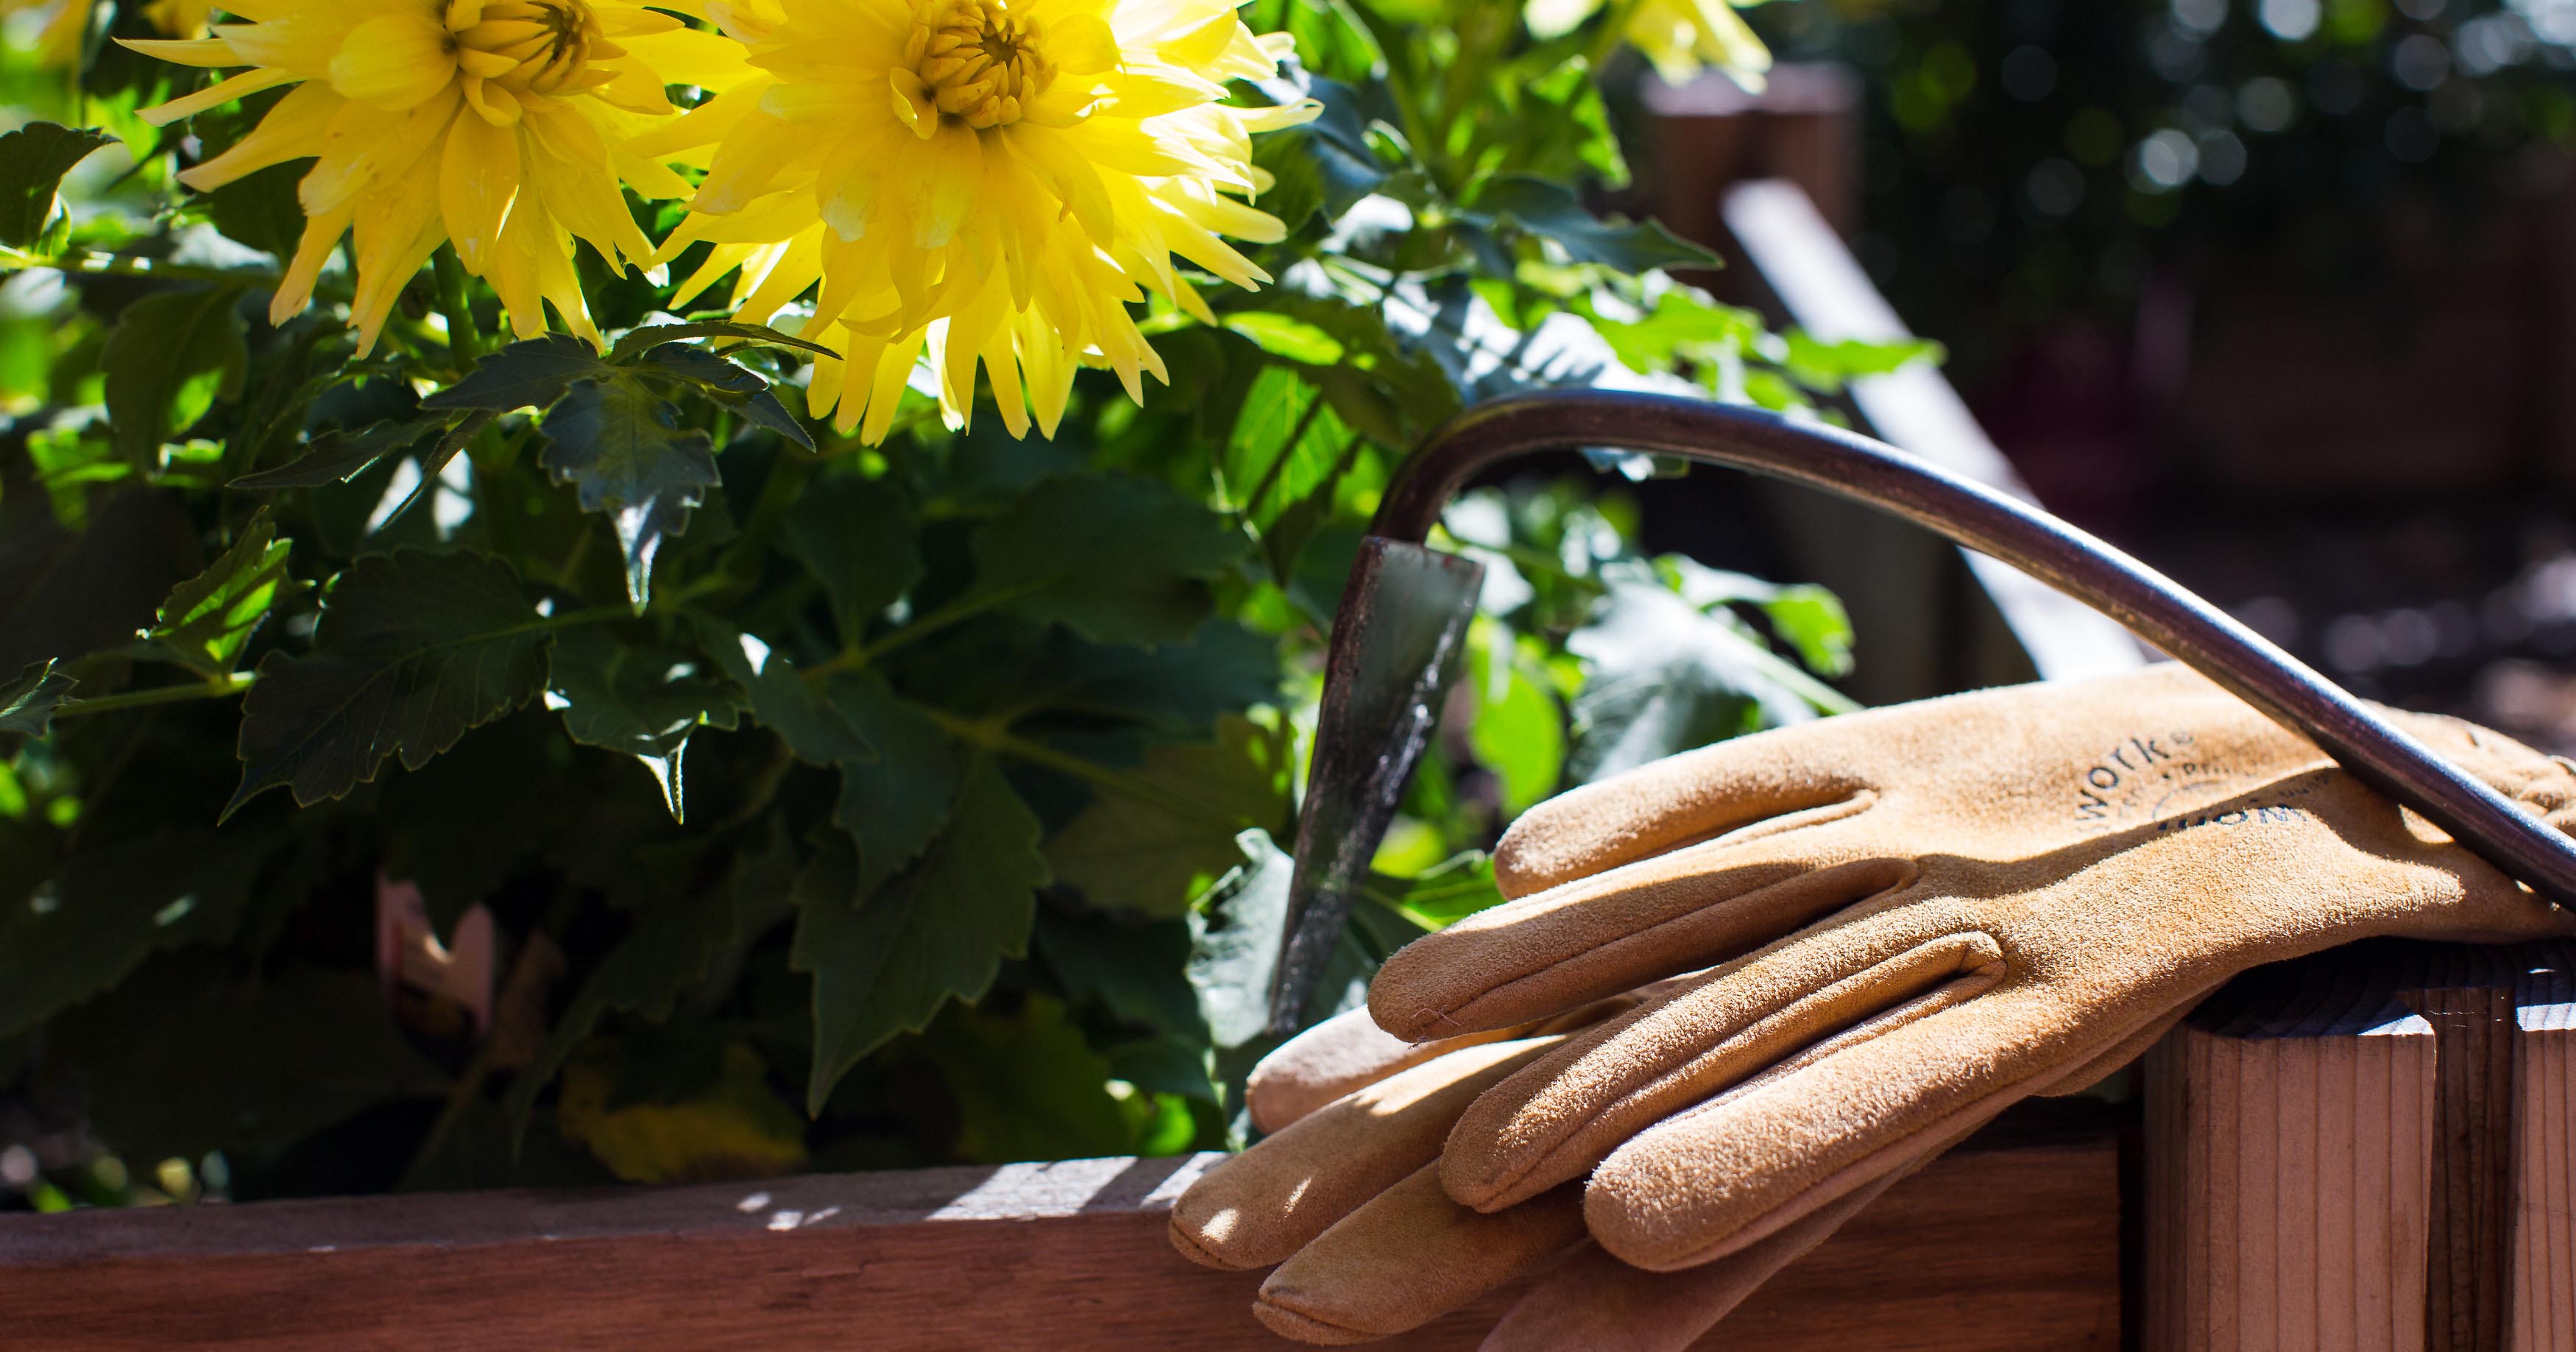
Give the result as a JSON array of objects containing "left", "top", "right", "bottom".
[
  {"left": 1370, "top": 663, "right": 2576, "bottom": 1280},
  {"left": 1169, "top": 985, "right": 1881, "bottom": 1348}
]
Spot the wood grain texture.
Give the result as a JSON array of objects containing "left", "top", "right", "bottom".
[
  {"left": 0, "top": 1105, "right": 2118, "bottom": 1351},
  {"left": 2142, "top": 939, "right": 2576, "bottom": 1352}
]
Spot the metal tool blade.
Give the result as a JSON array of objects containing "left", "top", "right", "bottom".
[{"left": 1266, "top": 537, "right": 1485, "bottom": 1036}]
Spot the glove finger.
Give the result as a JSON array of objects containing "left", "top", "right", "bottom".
[
  {"left": 1249, "top": 1005, "right": 1525, "bottom": 1136},
  {"left": 1172, "top": 1034, "right": 1565, "bottom": 1270},
  {"left": 1481, "top": 1167, "right": 1897, "bottom": 1352},
  {"left": 1584, "top": 989, "right": 2095, "bottom": 1271},
  {"left": 1372, "top": 822, "right": 1915, "bottom": 1043},
  {"left": 1252, "top": 1165, "right": 1587, "bottom": 1345},
  {"left": 1250, "top": 984, "right": 1687, "bottom": 1135},
  {"left": 1494, "top": 755, "right": 1878, "bottom": 899},
  {"left": 1485, "top": 1082, "right": 2011, "bottom": 1352},
  {"left": 1442, "top": 918, "right": 2003, "bottom": 1211}
]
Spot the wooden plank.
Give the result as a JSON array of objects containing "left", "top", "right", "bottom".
[
  {"left": 2142, "top": 939, "right": 2576, "bottom": 1352},
  {"left": 0, "top": 1106, "right": 2117, "bottom": 1351}
]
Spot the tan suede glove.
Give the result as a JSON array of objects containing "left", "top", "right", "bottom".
[
  {"left": 1373, "top": 665, "right": 2576, "bottom": 1274},
  {"left": 1170, "top": 990, "right": 1919, "bottom": 1348}
]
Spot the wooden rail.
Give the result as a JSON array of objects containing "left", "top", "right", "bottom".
[{"left": 0, "top": 1104, "right": 2119, "bottom": 1350}]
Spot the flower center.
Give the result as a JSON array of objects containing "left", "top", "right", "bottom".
[
  {"left": 903, "top": 0, "right": 1051, "bottom": 130},
  {"left": 447, "top": 0, "right": 611, "bottom": 103}
]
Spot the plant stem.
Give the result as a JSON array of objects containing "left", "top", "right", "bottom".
[
  {"left": 0, "top": 250, "right": 280, "bottom": 286},
  {"left": 51, "top": 673, "right": 255, "bottom": 718},
  {"left": 431, "top": 246, "right": 481, "bottom": 372}
]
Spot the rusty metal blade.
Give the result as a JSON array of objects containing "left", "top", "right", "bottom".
[{"left": 1267, "top": 537, "right": 1485, "bottom": 1036}]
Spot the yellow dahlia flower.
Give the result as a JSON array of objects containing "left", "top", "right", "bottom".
[
  {"left": 1526, "top": 0, "right": 1769, "bottom": 89},
  {"left": 4, "top": 0, "right": 209, "bottom": 69},
  {"left": 125, "top": 0, "right": 753, "bottom": 354},
  {"left": 1624, "top": 0, "right": 1768, "bottom": 88},
  {"left": 637, "top": 0, "right": 1317, "bottom": 444}
]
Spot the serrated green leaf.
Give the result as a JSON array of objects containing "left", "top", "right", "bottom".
[
  {"left": 226, "top": 550, "right": 552, "bottom": 818},
  {"left": 780, "top": 474, "right": 921, "bottom": 643},
  {"left": 1184, "top": 829, "right": 1374, "bottom": 1055},
  {"left": 545, "top": 627, "right": 747, "bottom": 821},
  {"left": 969, "top": 473, "right": 1250, "bottom": 646},
  {"left": 1362, "top": 851, "right": 1504, "bottom": 930},
  {"left": 1462, "top": 174, "right": 1716, "bottom": 273},
  {"left": 230, "top": 416, "right": 445, "bottom": 489},
  {"left": 423, "top": 333, "right": 607, "bottom": 412},
  {"left": 1033, "top": 907, "right": 1205, "bottom": 1036},
  {"left": 143, "top": 506, "right": 304, "bottom": 677},
  {"left": 203, "top": 159, "right": 305, "bottom": 260},
  {"left": 609, "top": 319, "right": 838, "bottom": 361},
  {"left": 1566, "top": 576, "right": 1850, "bottom": 784},
  {"left": 0, "top": 659, "right": 75, "bottom": 745},
  {"left": 505, "top": 831, "right": 799, "bottom": 1140},
  {"left": 539, "top": 372, "right": 719, "bottom": 612},
  {"left": 0, "top": 122, "right": 113, "bottom": 248},
  {"left": 824, "top": 675, "right": 959, "bottom": 899},
  {"left": 631, "top": 344, "right": 813, "bottom": 450},
  {"left": 920, "top": 994, "right": 1134, "bottom": 1163},
  {"left": 102, "top": 286, "right": 248, "bottom": 462},
  {"left": 793, "top": 758, "right": 1045, "bottom": 1114},
  {"left": 1044, "top": 715, "right": 1292, "bottom": 919},
  {"left": 690, "top": 617, "right": 872, "bottom": 765},
  {"left": 0, "top": 826, "right": 269, "bottom": 1039}
]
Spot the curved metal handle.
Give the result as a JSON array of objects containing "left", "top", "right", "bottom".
[{"left": 1373, "top": 390, "right": 2576, "bottom": 911}]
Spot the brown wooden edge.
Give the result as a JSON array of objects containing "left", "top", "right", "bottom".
[{"left": 0, "top": 1103, "right": 2120, "bottom": 1351}]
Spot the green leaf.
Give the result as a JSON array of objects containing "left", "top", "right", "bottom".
[
  {"left": 969, "top": 473, "right": 1250, "bottom": 646},
  {"left": 792, "top": 757, "right": 1046, "bottom": 1114},
  {"left": 1465, "top": 619, "right": 1564, "bottom": 815},
  {"left": 226, "top": 550, "right": 552, "bottom": 818},
  {"left": 1363, "top": 852, "right": 1505, "bottom": 930},
  {"left": 1044, "top": 715, "right": 1292, "bottom": 919},
  {"left": 779, "top": 473, "right": 921, "bottom": 643},
  {"left": 203, "top": 160, "right": 307, "bottom": 260},
  {"left": 691, "top": 617, "right": 872, "bottom": 765},
  {"left": 0, "top": 659, "right": 76, "bottom": 745},
  {"left": 142, "top": 506, "right": 304, "bottom": 677},
  {"left": 423, "top": 333, "right": 606, "bottom": 412},
  {"left": 609, "top": 319, "right": 839, "bottom": 361},
  {"left": 1184, "top": 829, "right": 1374, "bottom": 1056},
  {"left": 1781, "top": 330, "right": 1944, "bottom": 393},
  {"left": 631, "top": 344, "right": 813, "bottom": 451},
  {"left": 0, "top": 122, "right": 113, "bottom": 248},
  {"left": 824, "top": 676, "right": 960, "bottom": 899},
  {"left": 1566, "top": 576, "right": 1849, "bottom": 784},
  {"left": 539, "top": 372, "right": 720, "bottom": 611},
  {"left": 102, "top": 286, "right": 248, "bottom": 461},
  {"left": 229, "top": 417, "right": 445, "bottom": 489},
  {"left": 505, "top": 831, "right": 799, "bottom": 1138},
  {"left": 56, "top": 964, "right": 450, "bottom": 1163},
  {"left": 921, "top": 994, "right": 1136, "bottom": 1163},
  {"left": 1224, "top": 365, "right": 1351, "bottom": 531},
  {"left": 1222, "top": 312, "right": 1346, "bottom": 365},
  {"left": 1660, "top": 556, "right": 1857, "bottom": 680},
  {"left": 545, "top": 627, "right": 747, "bottom": 821},
  {"left": 1462, "top": 174, "right": 1717, "bottom": 273},
  {"left": 1033, "top": 907, "right": 1205, "bottom": 1036},
  {"left": 0, "top": 826, "right": 269, "bottom": 1040},
  {"left": 974, "top": 622, "right": 1281, "bottom": 733}
]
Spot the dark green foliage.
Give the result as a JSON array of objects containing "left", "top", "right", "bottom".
[{"left": 0, "top": 0, "right": 1886, "bottom": 1201}]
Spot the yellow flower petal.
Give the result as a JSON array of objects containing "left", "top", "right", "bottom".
[{"left": 330, "top": 13, "right": 459, "bottom": 110}]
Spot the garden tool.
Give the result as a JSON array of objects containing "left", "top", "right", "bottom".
[
  {"left": 1267, "top": 389, "right": 2576, "bottom": 1034},
  {"left": 1383, "top": 675, "right": 2576, "bottom": 1273}
]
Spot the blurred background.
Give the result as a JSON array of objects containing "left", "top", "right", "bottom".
[{"left": 1624, "top": 0, "right": 2576, "bottom": 754}]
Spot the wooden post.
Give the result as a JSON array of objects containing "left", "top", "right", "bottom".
[{"left": 2143, "top": 938, "right": 2576, "bottom": 1351}]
